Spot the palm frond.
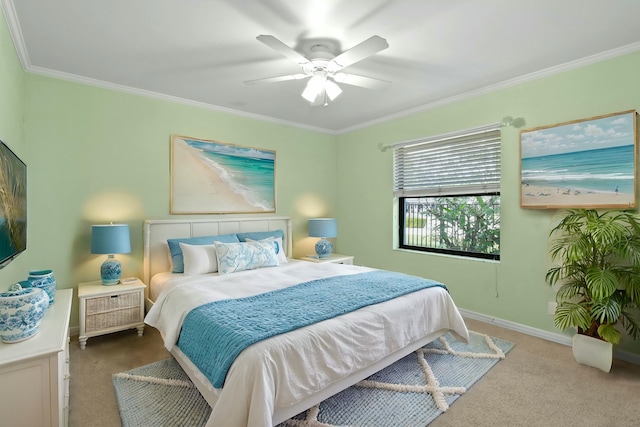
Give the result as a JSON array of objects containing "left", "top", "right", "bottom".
[
  {"left": 597, "top": 324, "right": 621, "bottom": 345},
  {"left": 554, "top": 303, "right": 591, "bottom": 332},
  {"left": 555, "top": 281, "right": 585, "bottom": 301},
  {"left": 621, "top": 273, "right": 640, "bottom": 303},
  {"left": 621, "top": 308, "right": 640, "bottom": 340},
  {"left": 585, "top": 267, "right": 618, "bottom": 300},
  {"left": 591, "top": 298, "right": 621, "bottom": 324}
]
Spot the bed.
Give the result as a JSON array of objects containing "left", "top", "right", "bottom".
[{"left": 142, "top": 217, "right": 469, "bottom": 427}]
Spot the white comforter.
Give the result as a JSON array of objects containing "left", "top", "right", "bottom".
[{"left": 145, "top": 261, "right": 469, "bottom": 427}]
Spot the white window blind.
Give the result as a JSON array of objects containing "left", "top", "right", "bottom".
[{"left": 393, "top": 124, "right": 501, "bottom": 197}]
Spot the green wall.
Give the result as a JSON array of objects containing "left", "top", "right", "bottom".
[
  {"left": 20, "top": 75, "right": 338, "bottom": 324},
  {"left": 336, "top": 51, "right": 640, "bottom": 354},
  {"left": 0, "top": 5, "right": 28, "bottom": 282}
]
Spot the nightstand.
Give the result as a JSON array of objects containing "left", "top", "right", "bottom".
[
  {"left": 78, "top": 279, "right": 145, "bottom": 350},
  {"left": 298, "top": 253, "right": 355, "bottom": 265}
]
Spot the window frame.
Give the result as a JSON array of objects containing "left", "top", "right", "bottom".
[
  {"left": 393, "top": 124, "right": 502, "bottom": 260},
  {"left": 398, "top": 193, "right": 500, "bottom": 260}
]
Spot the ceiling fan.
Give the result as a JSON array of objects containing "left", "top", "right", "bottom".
[{"left": 244, "top": 35, "right": 391, "bottom": 106}]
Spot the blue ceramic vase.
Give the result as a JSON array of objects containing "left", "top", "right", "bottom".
[
  {"left": 315, "top": 238, "right": 333, "bottom": 258},
  {"left": 0, "top": 284, "right": 50, "bottom": 343},
  {"left": 28, "top": 269, "right": 56, "bottom": 306}
]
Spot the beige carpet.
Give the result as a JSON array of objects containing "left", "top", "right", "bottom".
[{"left": 69, "top": 318, "right": 640, "bottom": 427}]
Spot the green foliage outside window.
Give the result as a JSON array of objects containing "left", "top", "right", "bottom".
[{"left": 402, "top": 195, "right": 500, "bottom": 259}]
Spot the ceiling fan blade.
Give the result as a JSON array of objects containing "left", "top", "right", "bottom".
[
  {"left": 256, "top": 35, "right": 310, "bottom": 65},
  {"left": 333, "top": 73, "right": 391, "bottom": 90},
  {"left": 330, "top": 35, "right": 389, "bottom": 69},
  {"left": 244, "top": 74, "right": 308, "bottom": 85}
]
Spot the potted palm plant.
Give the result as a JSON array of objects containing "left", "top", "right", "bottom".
[{"left": 546, "top": 209, "right": 640, "bottom": 372}]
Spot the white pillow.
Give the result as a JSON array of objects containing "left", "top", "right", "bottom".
[
  {"left": 245, "top": 236, "right": 288, "bottom": 264},
  {"left": 179, "top": 243, "right": 218, "bottom": 275},
  {"left": 214, "top": 240, "right": 278, "bottom": 274}
]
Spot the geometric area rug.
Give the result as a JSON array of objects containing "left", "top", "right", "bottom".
[{"left": 113, "top": 331, "right": 513, "bottom": 427}]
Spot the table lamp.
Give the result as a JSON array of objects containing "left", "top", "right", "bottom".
[
  {"left": 91, "top": 223, "right": 131, "bottom": 285},
  {"left": 308, "top": 218, "right": 337, "bottom": 258}
]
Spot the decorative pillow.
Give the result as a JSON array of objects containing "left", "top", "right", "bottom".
[
  {"left": 214, "top": 240, "right": 278, "bottom": 275},
  {"left": 245, "top": 236, "right": 288, "bottom": 264},
  {"left": 179, "top": 243, "right": 218, "bottom": 275},
  {"left": 167, "top": 233, "right": 239, "bottom": 273},
  {"left": 236, "top": 230, "right": 285, "bottom": 244},
  {"left": 236, "top": 229, "right": 286, "bottom": 256}
]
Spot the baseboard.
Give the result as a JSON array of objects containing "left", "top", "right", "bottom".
[
  {"left": 614, "top": 348, "right": 640, "bottom": 365},
  {"left": 69, "top": 325, "right": 79, "bottom": 337},
  {"left": 459, "top": 308, "right": 640, "bottom": 366}
]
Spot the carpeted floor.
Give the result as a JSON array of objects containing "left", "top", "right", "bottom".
[
  {"left": 69, "top": 318, "right": 640, "bottom": 427},
  {"left": 112, "top": 331, "right": 513, "bottom": 427}
]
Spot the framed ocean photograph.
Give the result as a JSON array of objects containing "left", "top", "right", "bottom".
[
  {"left": 520, "top": 110, "right": 637, "bottom": 209},
  {"left": 170, "top": 135, "right": 276, "bottom": 214}
]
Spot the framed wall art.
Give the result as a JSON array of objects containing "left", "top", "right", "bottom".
[
  {"left": 170, "top": 135, "right": 276, "bottom": 214},
  {"left": 520, "top": 110, "right": 637, "bottom": 209}
]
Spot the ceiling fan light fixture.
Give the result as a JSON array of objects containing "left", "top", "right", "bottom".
[
  {"left": 325, "top": 79, "right": 342, "bottom": 101},
  {"left": 252, "top": 34, "right": 389, "bottom": 106},
  {"left": 301, "top": 88, "right": 317, "bottom": 103},
  {"left": 301, "top": 75, "right": 325, "bottom": 102}
]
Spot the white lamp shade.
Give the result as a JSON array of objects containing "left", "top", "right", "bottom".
[
  {"left": 308, "top": 218, "right": 337, "bottom": 238},
  {"left": 91, "top": 224, "right": 131, "bottom": 254}
]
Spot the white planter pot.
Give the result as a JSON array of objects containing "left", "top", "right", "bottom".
[{"left": 572, "top": 334, "right": 613, "bottom": 373}]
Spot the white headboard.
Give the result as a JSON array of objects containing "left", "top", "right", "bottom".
[{"left": 143, "top": 216, "right": 292, "bottom": 286}]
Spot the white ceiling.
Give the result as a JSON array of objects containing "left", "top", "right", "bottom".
[{"left": 4, "top": 0, "right": 640, "bottom": 133}]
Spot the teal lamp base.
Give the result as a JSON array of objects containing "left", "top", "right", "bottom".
[
  {"left": 100, "top": 255, "right": 121, "bottom": 285},
  {"left": 315, "top": 238, "right": 333, "bottom": 258}
]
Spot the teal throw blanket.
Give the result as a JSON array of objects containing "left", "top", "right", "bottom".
[{"left": 177, "top": 270, "right": 446, "bottom": 388}]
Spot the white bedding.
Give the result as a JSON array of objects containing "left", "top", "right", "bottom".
[
  {"left": 145, "top": 261, "right": 469, "bottom": 427},
  {"left": 149, "top": 271, "right": 186, "bottom": 301}
]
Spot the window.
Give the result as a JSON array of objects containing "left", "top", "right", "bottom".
[{"left": 393, "top": 124, "right": 501, "bottom": 260}]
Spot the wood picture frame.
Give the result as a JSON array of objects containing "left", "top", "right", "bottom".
[
  {"left": 170, "top": 135, "right": 276, "bottom": 214},
  {"left": 520, "top": 110, "right": 637, "bottom": 209}
]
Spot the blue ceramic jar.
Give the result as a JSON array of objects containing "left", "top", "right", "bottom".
[
  {"left": 0, "top": 284, "right": 50, "bottom": 343},
  {"left": 28, "top": 269, "right": 56, "bottom": 306}
]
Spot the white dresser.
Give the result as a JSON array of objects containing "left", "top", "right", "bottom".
[{"left": 0, "top": 288, "right": 72, "bottom": 427}]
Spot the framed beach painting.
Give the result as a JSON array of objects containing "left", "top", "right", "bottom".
[
  {"left": 170, "top": 135, "right": 276, "bottom": 214},
  {"left": 520, "top": 110, "right": 637, "bottom": 209}
]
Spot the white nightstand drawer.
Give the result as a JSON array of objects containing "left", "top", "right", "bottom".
[{"left": 86, "top": 291, "right": 140, "bottom": 314}]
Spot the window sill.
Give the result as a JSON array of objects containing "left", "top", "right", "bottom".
[{"left": 393, "top": 247, "right": 500, "bottom": 264}]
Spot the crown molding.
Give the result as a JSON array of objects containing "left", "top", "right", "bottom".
[
  {"left": 26, "top": 65, "right": 339, "bottom": 135},
  {"left": 1, "top": 0, "right": 30, "bottom": 69},
  {"left": 3, "top": 0, "right": 640, "bottom": 136},
  {"left": 338, "top": 41, "right": 640, "bottom": 134}
]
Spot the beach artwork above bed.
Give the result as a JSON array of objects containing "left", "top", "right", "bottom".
[
  {"left": 520, "top": 110, "right": 637, "bottom": 209},
  {"left": 170, "top": 135, "right": 276, "bottom": 214}
]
